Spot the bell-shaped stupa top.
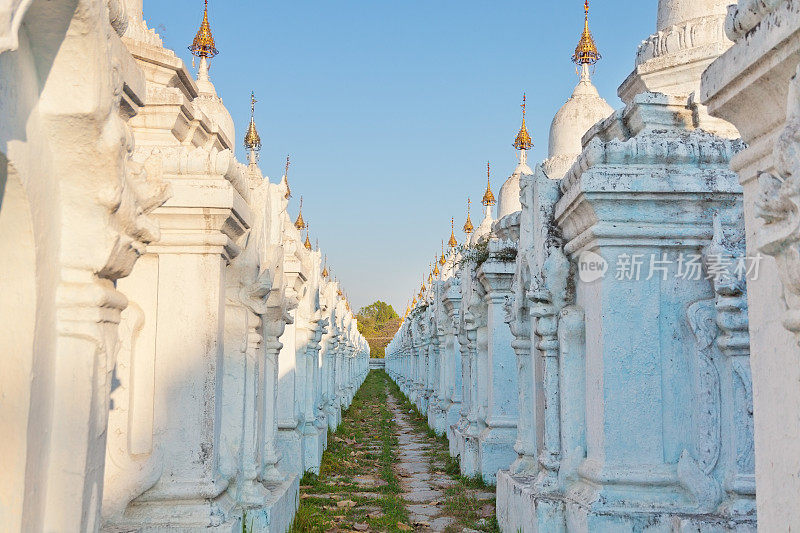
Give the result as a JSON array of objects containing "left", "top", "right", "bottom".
[
  {"left": 463, "top": 199, "right": 474, "bottom": 234},
  {"left": 189, "top": 0, "right": 218, "bottom": 59},
  {"left": 294, "top": 196, "right": 307, "bottom": 230},
  {"left": 513, "top": 94, "right": 533, "bottom": 151},
  {"left": 481, "top": 163, "right": 496, "bottom": 207},
  {"left": 284, "top": 156, "right": 292, "bottom": 199},
  {"left": 572, "top": 1, "right": 600, "bottom": 66},
  {"left": 244, "top": 92, "right": 262, "bottom": 159}
]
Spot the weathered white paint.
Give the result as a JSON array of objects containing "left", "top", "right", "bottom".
[
  {"left": 702, "top": 1, "right": 800, "bottom": 529},
  {"left": 0, "top": 1, "right": 368, "bottom": 531}
]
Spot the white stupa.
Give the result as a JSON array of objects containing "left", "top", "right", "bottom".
[
  {"left": 497, "top": 95, "right": 534, "bottom": 218},
  {"left": 543, "top": 1, "right": 613, "bottom": 180}
]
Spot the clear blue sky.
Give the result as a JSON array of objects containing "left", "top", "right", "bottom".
[{"left": 144, "top": 0, "right": 654, "bottom": 313}]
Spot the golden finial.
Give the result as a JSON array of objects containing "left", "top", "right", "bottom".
[
  {"left": 513, "top": 93, "right": 533, "bottom": 151},
  {"left": 572, "top": 0, "right": 601, "bottom": 67},
  {"left": 439, "top": 241, "right": 446, "bottom": 266},
  {"left": 244, "top": 92, "right": 262, "bottom": 153},
  {"left": 433, "top": 259, "right": 440, "bottom": 277},
  {"left": 463, "top": 198, "right": 474, "bottom": 234},
  {"left": 284, "top": 155, "right": 292, "bottom": 199},
  {"left": 448, "top": 218, "right": 458, "bottom": 248},
  {"left": 482, "top": 162, "right": 496, "bottom": 207},
  {"left": 421, "top": 274, "right": 426, "bottom": 294},
  {"left": 412, "top": 295, "right": 418, "bottom": 306},
  {"left": 189, "top": 0, "right": 218, "bottom": 59},
  {"left": 304, "top": 225, "right": 312, "bottom": 250},
  {"left": 322, "top": 255, "right": 329, "bottom": 278},
  {"left": 294, "top": 196, "right": 306, "bottom": 230}
]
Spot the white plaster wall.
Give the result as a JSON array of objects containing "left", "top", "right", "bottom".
[
  {"left": 0, "top": 154, "right": 41, "bottom": 533},
  {"left": 702, "top": 5, "right": 800, "bottom": 524},
  {"left": 0, "top": 21, "right": 57, "bottom": 531},
  {"left": 0, "top": 1, "right": 158, "bottom": 529},
  {"left": 0, "top": 2, "right": 368, "bottom": 530}
]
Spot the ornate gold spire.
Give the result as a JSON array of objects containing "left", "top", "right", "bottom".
[
  {"left": 304, "top": 226, "right": 312, "bottom": 250},
  {"left": 322, "top": 255, "right": 329, "bottom": 278},
  {"left": 572, "top": 0, "right": 601, "bottom": 66},
  {"left": 482, "top": 162, "right": 496, "bottom": 207},
  {"left": 439, "top": 241, "right": 446, "bottom": 266},
  {"left": 294, "top": 196, "right": 306, "bottom": 230},
  {"left": 284, "top": 155, "right": 292, "bottom": 199},
  {"left": 244, "top": 92, "right": 262, "bottom": 153},
  {"left": 412, "top": 295, "right": 418, "bottom": 306},
  {"left": 189, "top": 0, "right": 218, "bottom": 59},
  {"left": 513, "top": 93, "right": 533, "bottom": 151},
  {"left": 463, "top": 198, "right": 474, "bottom": 234},
  {"left": 433, "top": 259, "right": 440, "bottom": 277},
  {"left": 448, "top": 218, "right": 458, "bottom": 248}
]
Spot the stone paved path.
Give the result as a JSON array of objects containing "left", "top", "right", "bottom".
[
  {"left": 291, "top": 371, "right": 498, "bottom": 533},
  {"left": 387, "top": 384, "right": 498, "bottom": 533},
  {"left": 390, "top": 393, "right": 453, "bottom": 531}
]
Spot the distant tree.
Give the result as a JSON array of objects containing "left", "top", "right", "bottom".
[
  {"left": 358, "top": 301, "right": 398, "bottom": 324},
  {"left": 356, "top": 301, "right": 401, "bottom": 359}
]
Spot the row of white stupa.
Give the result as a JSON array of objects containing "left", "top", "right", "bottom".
[
  {"left": 0, "top": 0, "right": 369, "bottom": 531},
  {"left": 387, "top": 0, "right": 800, "bottom": 530}
]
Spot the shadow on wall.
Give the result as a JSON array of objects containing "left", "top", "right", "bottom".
[
  {"left": 0, "top": 1, "right": 77, "bottom": 525},
  {"left": 0, "top": 153, "right": 38, "bottom": 532},
  {"left": 103, "top": 308, "right": 257, "bottom": 528}
]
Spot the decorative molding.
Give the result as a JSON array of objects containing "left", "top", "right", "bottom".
[
  {"left": 756, "top": 63, "right": 800, "bottom": 340},
  {"left": 725, "top": 0, "right": 786, "bottom": 41},
  {"left": 637, "top": 13, "right": 729, "bottom": 65}
]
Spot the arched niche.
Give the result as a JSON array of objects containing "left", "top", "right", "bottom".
[{"left": 0, "top": 152, "right": 37, "bottom": 530}]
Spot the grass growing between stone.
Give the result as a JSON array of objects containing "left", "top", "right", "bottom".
[
  {"left": 385, "top": 378, "right": 500, "bottom": 533},
  {"left": 290, "top": 371, "right": 410, "bottom": 533}
]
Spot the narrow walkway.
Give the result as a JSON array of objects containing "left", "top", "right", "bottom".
[
  {"left": 291, "top": 371, "right": 498, "bottom": 533},
  {"left": 388, "top": 383, "right": 498, "bottom": 533}
]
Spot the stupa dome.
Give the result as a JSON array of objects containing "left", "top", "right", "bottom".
[{"left": 549, "top": 75, "right": 613, "bottom": 161}]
